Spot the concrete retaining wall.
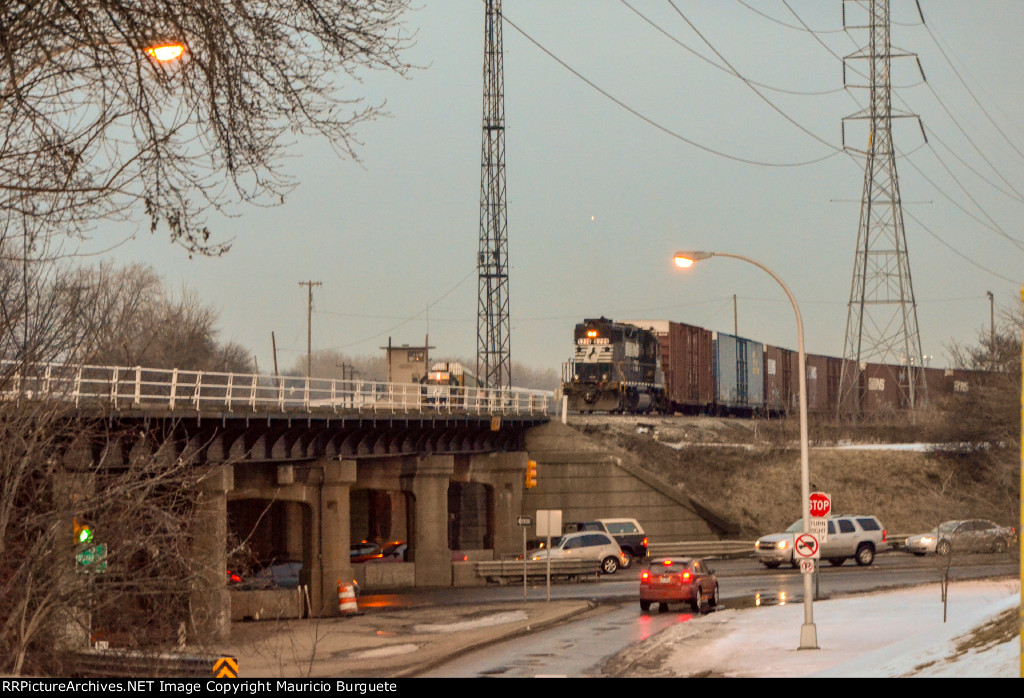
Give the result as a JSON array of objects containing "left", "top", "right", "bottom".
[{"left": 523, "top": 422, "right": 737, "bottom": 545}]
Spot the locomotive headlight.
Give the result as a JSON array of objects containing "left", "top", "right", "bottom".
[{"left": 586, "top": 329, "right": 598, "bottom": 338}]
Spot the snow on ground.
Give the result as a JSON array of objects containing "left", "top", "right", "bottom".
[
  {"left": 413, "top": 610, "right": 528, "bottom": 634},
  {"left": 646, "top": 580, "right": 1020, "bottom": 678}
]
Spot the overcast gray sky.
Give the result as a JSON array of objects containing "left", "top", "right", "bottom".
[{"left": 96, "top": 1, "right": 1024, "bottom": 378}]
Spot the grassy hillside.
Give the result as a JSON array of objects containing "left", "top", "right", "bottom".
[{"left": 571, "top": 414, "right": 1020, "bottom": 539}]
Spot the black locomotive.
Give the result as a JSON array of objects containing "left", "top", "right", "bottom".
[{"left": 561, "top": 317, "right": 667, "bottom": 413}]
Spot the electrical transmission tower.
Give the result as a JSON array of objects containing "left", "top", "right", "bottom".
[
  {"left": 476, "top": 0, "right": 512, "bottom": 390},
  {"left": 839, "top": 0, "right": 927, "bottom": 413}
]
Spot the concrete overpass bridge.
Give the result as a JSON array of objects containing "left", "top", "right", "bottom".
[{"left": 5, "top": 361, "right": 553, "bottom": 637}]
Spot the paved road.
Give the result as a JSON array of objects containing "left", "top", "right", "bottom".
[
  {"left": 358, "top": 550, "right": 1018, "bottom": 610},
  {"left": 416, "top": 552, "right": 1019, "bottom": 678},
  {"left": 218, "top": 551, "right": 1017, "bottom": 678}
]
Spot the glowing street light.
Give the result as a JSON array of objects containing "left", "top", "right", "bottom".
[
  {"left": 145, "top": 43, "right": 186, "bottom": 62},
  {"left": 673, "top": 250, "right": 818, "bottom": 650}
]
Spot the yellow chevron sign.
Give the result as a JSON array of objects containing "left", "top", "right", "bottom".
[{"left": 214, "top": 656, "right": 238, "bottom": 678}]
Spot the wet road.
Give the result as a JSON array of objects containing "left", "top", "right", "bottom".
[
  {"left": 412, "top": 552, "right": 1018, "bottom": 678},
  {"left": 359, "top": 550, "right": 1018, "bottom": 611}
]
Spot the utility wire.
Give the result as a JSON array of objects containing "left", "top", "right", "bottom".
[
  {"left": 902, "top": 206, "right": 1020, "bottom": 284},
  {"left": 665, "top": 0, "right": 842, "bottom": 154},
  {"left": 324, "top": 267, "right": 477, "bottom": 351},
  {"left": 620, "top": 0, "right": 844, "bottom": 96},
  {"left": 921, "top": 14, "right": 1024, "bottom": 165},
  {"left": 497, "top": 7, "right": 839, "bottom": 168}
]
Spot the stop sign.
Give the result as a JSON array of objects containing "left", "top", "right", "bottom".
[{"left": 809, "top": 492, "right": 831, "bottom": 518}]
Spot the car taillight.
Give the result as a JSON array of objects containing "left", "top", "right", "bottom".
[
  {"left": 882, "top": 529, "right": 887, "bottom": 543},
  {"left": 641, "top": 571, "right": 650, "bottom": 584},
  {"left": 680, "top": 571, "right": 691, "bottom": 583},
  {"left": 642, "top": 537, "right": 648, "bottom": 549}
]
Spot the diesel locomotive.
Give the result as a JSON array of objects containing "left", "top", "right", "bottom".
[{"left": 561, "top": 317, "right": 667, "bottom": 413}]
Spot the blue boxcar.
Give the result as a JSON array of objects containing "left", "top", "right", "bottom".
[{"left": 712, "top": 331, "right": 765, "bottom": 414}]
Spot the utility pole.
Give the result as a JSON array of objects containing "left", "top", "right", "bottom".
[
  {"left": 839, "top": 0, "right": 927, "bottom": 415},
  {"left": 476, "top": 0, "right": 512, "bottom": 390},
  {"left": 987, "top": 291, "right": 995, "bottom": 368},
  {"left": 299, "top": 281, "right": 322, "bottom": 378}
]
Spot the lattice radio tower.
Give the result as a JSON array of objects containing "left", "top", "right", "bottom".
[
  {"left": 839, "top": 0, "right": 927, "bottom": 412},
  {"left": 476, "top": 0, "right": 512, "bottom": 389}
]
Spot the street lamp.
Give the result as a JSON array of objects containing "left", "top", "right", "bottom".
[
  {"left": 673, "top": 250, "right": 818, "bottom": 650},
  {"left": 145, "top": 43, "right": 187, "bottom": 62}
]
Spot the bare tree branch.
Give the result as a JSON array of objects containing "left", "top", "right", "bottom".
[{"left": 1, "top": 0, "right": 413, "bottom": 255}]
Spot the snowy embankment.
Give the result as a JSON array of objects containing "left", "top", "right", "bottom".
[{"left": 628, "top": 580, "right": 1020, "bottom": 678}]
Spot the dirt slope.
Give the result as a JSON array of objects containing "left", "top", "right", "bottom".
[{"left": 568, "top": 414, "right": 1019, "bottom": 538}]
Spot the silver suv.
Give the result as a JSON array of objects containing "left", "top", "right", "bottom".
[
  {"left": 755, "top": 515, "right": 887, "bottom": 568},
  {"left": 528, "top": 531, "right": 628, "bottom": 574}
]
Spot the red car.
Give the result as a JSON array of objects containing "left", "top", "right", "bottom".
[{"left": 640, "top": 557, "right": 719, "bottom": 613}]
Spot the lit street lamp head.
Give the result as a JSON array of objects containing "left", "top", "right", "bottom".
[
  {"left": 673, "top": 251, "right": 713, "bottom": 268},
  {"left": 145, "top": 43, "right": 186, "bottom": 62}
]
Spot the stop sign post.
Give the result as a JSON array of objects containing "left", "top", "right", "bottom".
[{"left": 809, "top": 492, "right": 831, "bottom": 541}]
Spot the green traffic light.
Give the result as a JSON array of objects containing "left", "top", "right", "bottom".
[{"left": 77, "top": 526, "right": 93, "bottom": 544}]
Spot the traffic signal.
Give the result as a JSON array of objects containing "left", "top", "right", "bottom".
[
  {"left": 74, "top": 518, "right": 93, "bottom": 546},
  {"left": 525, "top": 460, "right": 538, "bottom": 489}
]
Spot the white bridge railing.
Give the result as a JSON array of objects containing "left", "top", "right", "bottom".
[{"left": 0, "top": 361, "right": 554, "bottom": 417}]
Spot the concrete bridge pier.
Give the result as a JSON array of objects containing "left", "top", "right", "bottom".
[
  {"left": 191, "top": 463, "right": 233, "bottom": 641},
  {"left": 403, "top": 455, "right": 455, "bottom": 586},
  {"left": 316, "top": 459, "right": 357, "bottom": 616}
]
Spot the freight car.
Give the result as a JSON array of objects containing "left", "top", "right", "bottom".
[
  {"left": 561, "top": 318, "right": 666, "bottom": 413},
  {"left": 712, "top": 331, "right": 765, "bottom": 415},
  {"left": 623, "top": 319, "right": 713, "bottom": 414},
  {"left": 624, "top": 321, "right": 766, "bottom": 415},
  {"left": 565, "top": 318, "right": 979, "bottom": 417}
]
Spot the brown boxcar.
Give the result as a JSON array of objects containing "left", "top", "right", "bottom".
[
  {"left": 624, "top": 320, "right": 714, "bottom": 412},
  {"left": 858, "top": 362, "right": 911, "bottom": 413},
  {"left": 803, "top": 353, "right": 834, "bottom": 413},
  {"left": 763, "top": 343, "right": 796, "bottom": 414}
]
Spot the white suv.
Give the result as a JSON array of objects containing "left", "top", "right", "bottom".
[{"left": 755, "top": 515, "right": 887, "bottom": 568}]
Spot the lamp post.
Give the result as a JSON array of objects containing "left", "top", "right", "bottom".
[{"left": 673, "top": 250, "right": 818, "bottom": 650}]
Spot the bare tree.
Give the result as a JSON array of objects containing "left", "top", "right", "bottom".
[
  {"left": 942, "top": 304, "right": 1022, "bottom": 447},
  {"left": 0, "top": 365, "right": 219, "bottom": 675},
  {"left": 0, "top": 256, "right": 259, "bottom": 675},
  {"left": 1, "top": 1, "right": 412, "bottom": 255}
]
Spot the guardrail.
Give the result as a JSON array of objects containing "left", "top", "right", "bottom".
[
  {"left": 0, "top": 360, "right": 554, "bottom": 417},
  {"left": 475, "top": 558, "right": 601, "bottom": 583},
  {"left": 73, "top": 648, "right": 238, "bottom": 678},
  {"left": 648, "top": 537, "right": 915, "bottom": 560},
  {"left": 648, "top": 541, "right": 755, "bottom": 558}
]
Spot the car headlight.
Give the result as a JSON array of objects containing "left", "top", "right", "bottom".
[{"left": 777, "top": 540, "right": 789, "bottom": 550}]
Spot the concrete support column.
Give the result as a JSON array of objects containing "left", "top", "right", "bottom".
[
  {"left": 403, "top": 455, "right": 455, "bottom": 586},
  {"left": 316, "top": 458, "right": 357, "bottom": 616},
  {"left": 190, "top": 464, "right": 233, "bottom": 641}
]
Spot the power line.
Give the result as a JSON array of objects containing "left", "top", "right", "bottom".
[
  {"left": 497, "top": 9, "right": 840, "bottom": 168},
  {"left": 621, "top": 0, "right": 844, "bottom": 97}
]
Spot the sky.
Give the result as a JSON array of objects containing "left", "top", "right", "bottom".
[
  {"left": 87, "top": 1, "right": 1024, "bottom": 379},
  {"left": 631, "top": 578, "right": 1020, "bottom": 678}
]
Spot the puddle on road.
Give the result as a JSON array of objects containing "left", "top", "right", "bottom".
[{"left": 751, "top": 591, "right": 790, "bottom": 607}]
